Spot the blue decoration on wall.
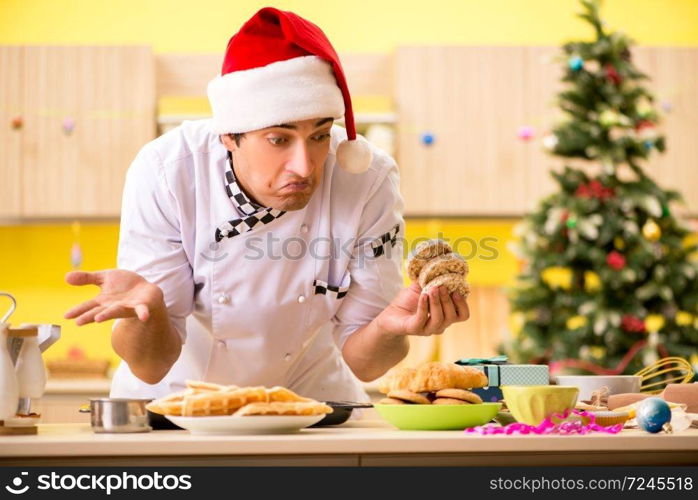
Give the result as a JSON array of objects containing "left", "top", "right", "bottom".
[{"left": 568, "top": 56, "right": 584, "bottom": 72}]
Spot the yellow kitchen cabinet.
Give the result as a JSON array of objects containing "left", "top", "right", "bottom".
[{"left": 1, "top": 46, "right": 156, "bottom": 218}]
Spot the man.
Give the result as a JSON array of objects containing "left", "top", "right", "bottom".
[{"left": 64, "top": 7, "right": 470, "bottom": 402}]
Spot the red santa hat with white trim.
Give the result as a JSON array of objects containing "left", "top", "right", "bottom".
[{"left": 207, "top": 7, "right": 372, "bottom": 174}]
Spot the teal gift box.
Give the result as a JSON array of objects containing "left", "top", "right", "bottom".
[{"left": 454, "top": 356, "right": 549, "bottom": 402}]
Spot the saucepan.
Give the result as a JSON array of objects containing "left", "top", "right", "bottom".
[{"left": 79, "top": 398, "right": 153, "bottom": 433}]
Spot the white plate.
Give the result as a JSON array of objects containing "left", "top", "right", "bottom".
[{"left": 165, "top": 414, "right": 325, "bottom": 435}]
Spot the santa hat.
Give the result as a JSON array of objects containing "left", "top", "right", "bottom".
[{"left": 207, "top": 7, "right": 371, "bottom": 174}]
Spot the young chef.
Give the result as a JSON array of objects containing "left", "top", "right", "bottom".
[{"left": 64, "top": 7, "right": 470, "bottom": 402}]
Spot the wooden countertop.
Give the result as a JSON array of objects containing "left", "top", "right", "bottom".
[{"left": 1, "top": 421, "right": 696, "bottom": 466}]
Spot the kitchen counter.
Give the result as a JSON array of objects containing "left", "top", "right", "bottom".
[
  {"left": 1, "top": 421, "right": 696, "bottom": 467},
  {"left": 44, "top": 378, "right": 112, "bottom": 395}
]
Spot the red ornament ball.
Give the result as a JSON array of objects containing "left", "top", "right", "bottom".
[
  {"left": 606, "top": 250, "right": 626, "bottom": 270},
  {"left": 621, "top": 314, "right": 646, "bottom": 333},
  {"left": 605, "top": 64, "right": 622, "bottom": 85}
]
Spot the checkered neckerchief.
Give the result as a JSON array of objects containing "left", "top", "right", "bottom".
[{"left": 215, "top": 151, "right": 286, "bottom": 242}]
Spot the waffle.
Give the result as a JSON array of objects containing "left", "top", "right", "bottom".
[
  {"left": 145, "top": 382, "right": 322, "bottom": 417},
  {"left": 266, "top": 386, "right": 313, "bottom": 403},
  {"left": 186, "top": 380, "right": 234, "bottom": 392},
  {"left": 233, "top": 401, "right": 332, "bottom": 416}
]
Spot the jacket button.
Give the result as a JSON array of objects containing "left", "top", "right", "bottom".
[
  {"left": 300, "top": 223, "right": 309, "bottom": 234},
  {"left": 284, "top": 353, "right": 292, "bottom": 361},
  {"left": 217, "top": 294, "right": 230, "bottom": 304},
  {"left": 217, "top": 339, "right": 226, "bottom": 349},
  {"left": 297, "top": 295, "right": 305, "bottom": 303}
]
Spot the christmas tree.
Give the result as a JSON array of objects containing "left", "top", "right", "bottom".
[{"left": 506, "top": 0, "right": 698, "bottom": 375}]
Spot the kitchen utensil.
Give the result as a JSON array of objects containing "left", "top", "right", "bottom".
[
  {"left": 634, "top": 357, "right": 694, "bottom": 394},
  {"left": 661, "top": 383, "right": 698, "bottom": 413},
  {"left": 373, "top": 402, "right": 501, "bottom": 430},
  {"left": 0, "top": 292, "right": 16, "bottom": 324},
  {"left": 0, "top": 323, "right": 18, "bottom": 420},
  {"left": 0, "top": 293, "right": 60, "bottom": 431},
  {"left": 148, "top": 410, "right": 183, "bottom": 430},
  {"left": 15, "top": 335, "right": 46, "bottom": 399},
  {"left": 501, "top": 385, "right": 579, "bottom": 426},
  {"left": 80, "top": 398, "right": 153, "bottom": 433},
  {"left": 554, "top": 375, "right": 641, "bottom": 401},
  {"left": 311, "top": 401, "right": 373, "bottom": 427}
]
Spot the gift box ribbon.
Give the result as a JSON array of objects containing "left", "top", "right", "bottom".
[{"left": 455, "top": 355, "right": 509, "bottom": 366}]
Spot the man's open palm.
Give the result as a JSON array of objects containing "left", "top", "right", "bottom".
[{"left": 64, "top": 270, "right": 163, "bottom": 325}]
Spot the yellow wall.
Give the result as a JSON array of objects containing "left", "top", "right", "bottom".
[
  {"left": 0, "top": 224, "right": 120, "bottom": 365},
  {"left": 2, "top": 0, "right": 698, "bottom": 52},
  {"left": 1, "top": 0, "right": 696, "bottom": 367},
  {"left": 0, "top": 220, "right": 519, "bottom": 367}
]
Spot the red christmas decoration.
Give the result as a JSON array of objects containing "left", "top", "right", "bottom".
[
  {"left": 575, "top": 184, "right": 590, "bottom": 198},
  {"left": 576, "top": 179, "right": 615, "bottom": 200},
  {"left": 606, "top": 250, "right": 626, "bottom": 270},
  {"left": 635, "top": 119, "right": 656, "bottom": 140},
  {"left": 605, "top": 64, "right": 622, "bottom": 85},
  {"left": 621, "top": 314, "right": 646, "bottom": 333},
  {"left": 635, "top": 119, "right": 655, "bottom": 131},
  {"left": 549, "top": 338, "right": 670, "bottom": 376}
]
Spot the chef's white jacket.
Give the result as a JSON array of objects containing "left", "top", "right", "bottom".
[{"left": 109, "top": 119, "right": 404, "bottom": 402}]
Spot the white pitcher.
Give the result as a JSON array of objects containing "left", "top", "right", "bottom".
[
  {"left": 0, "top": 293, "right": 20, "bottom": 420},
  {"left": 0, "top": 324, "right": 20, "bottom": 420},
  {"left": 15, "top": 335, "right": 47, "bottom": 399}
]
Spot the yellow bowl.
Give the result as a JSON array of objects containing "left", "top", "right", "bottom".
[{"left": 501, "top": 385, "right": 579, "bottom": 426}]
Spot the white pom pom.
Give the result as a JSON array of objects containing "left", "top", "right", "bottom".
[{"left": 336, "top": 137, "right": 372, "bottom": 174}]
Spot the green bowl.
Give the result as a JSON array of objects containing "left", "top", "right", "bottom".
[
  {"left": 501, "top": 385, "right": 579, "bottom": 426},
  {"left": 373, "top": 403, "right": 502, "bottom": 430}
]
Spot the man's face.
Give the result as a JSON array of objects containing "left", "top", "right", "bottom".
[{"left": 222, "top": 117, "right": 333, "bottom": 212}]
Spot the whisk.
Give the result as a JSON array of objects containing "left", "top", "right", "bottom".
[{"left": 634, "top": 357, "right": 694, "bottom": 394}]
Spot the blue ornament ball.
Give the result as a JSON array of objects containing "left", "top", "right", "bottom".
[
  {"left": 420, "top": 132, "right": 435, "bottom": 146},
  {"left": 568, "top": 56, "right": 584, "bottom": 72},
  {"left": 636, "top": 397, "right": 671, "bottom": 433}
]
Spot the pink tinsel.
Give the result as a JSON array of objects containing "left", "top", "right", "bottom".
[{"left": 465, "top": 409, "right": 623, "bottom": 435}]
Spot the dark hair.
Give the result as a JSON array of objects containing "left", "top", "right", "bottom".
[{"left": 231, "top": 133, "right": 245, "bottom": 147}]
